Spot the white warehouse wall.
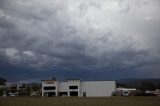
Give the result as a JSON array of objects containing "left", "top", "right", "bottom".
[{"left": 80, "top": 81, "right": 116, "bottom": 97}]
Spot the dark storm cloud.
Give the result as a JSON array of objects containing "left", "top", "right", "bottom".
[{"left": 0, "top": 0, "right": 160, "bottom": 81}]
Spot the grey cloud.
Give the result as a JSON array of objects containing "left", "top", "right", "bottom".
[{"left": 0, "top": 0, "right": 160, "bottom": 80}]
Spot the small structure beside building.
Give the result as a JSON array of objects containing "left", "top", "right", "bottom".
[
  {"left": 154, "top": 89, "right": 160, "bottom": 96},
  {"left": 41, "top": 79, "right": 116, "bottom": 97},
  {"left": 9, "top": 84, "right": 18, "bottom": 96},
  {"left": 116, "top": 87, "right": 137, "bottom": 96},
  {"left": 145, "top": 89, "right": 160, "bottom": 96},
  {"left": 8, "top": 83, "right": 40, "bottom": 96}
]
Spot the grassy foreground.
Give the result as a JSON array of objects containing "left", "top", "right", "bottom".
[{"left": 0, "top": 96, "right": 160, "bottom": 106}]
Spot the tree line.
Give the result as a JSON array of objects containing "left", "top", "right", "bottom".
[{"left": 117, "top": 81, "right": 160, "bottom": 91}]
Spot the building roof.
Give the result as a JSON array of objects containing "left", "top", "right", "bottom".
[{"left": 116, "top": 87, "right": 136, "bottom": 91}]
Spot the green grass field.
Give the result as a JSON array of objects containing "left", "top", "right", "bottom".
[{"left": 0, "top": 97, "right": 160, "bottom": 106}]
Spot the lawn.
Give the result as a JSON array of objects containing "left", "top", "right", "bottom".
[{"left": 0, "top": 96, "right": 160, "bottom": 106}]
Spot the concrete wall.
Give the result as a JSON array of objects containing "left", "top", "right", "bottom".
[
  {"left": 81, "top": 81, "right": 116, "bottom": 97},
  {"left": 67, "top": 80, "right": 80, "bottom": 96},
  {"left": 58, "top": 82, "right": 67, "bottom": 92},
  {"left": 42, "top": 80, "right": 58, "bottom": 96}
]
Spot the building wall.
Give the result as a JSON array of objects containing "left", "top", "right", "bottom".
[
  {"left": 58, "top": 82, "right": 67, "bottom": 92},
  {"left": 42, "top": 80, "right": 58, "bottom": 96},
  {"left": 81, "top": 81, "right": 116, "bottom": 97},
  {"left": 67, "top": 80, "right": 80, "bottom": 96},
  {"left": 42, "top": 80, "right": 116, "bottom": 97}
]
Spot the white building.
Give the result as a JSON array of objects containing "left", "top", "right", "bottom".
[{"left": 41, "top": 79, "right": 116, "bottom": 97}]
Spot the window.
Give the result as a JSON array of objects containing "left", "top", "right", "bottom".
[
  {"left": 70, "top": 91, "right": 78, "bottom": 96},
  {"left": 69, "top": 86, "right": 78, "bottom": 89},
  {"left": 11, "top": 87, "right": 17, "bottom": 89},
  {"left": 44, "top": 86, "right": 56, "bottom": 90},
  {"left": 124, "top": 91, "right": 128, "bottom": 94}
]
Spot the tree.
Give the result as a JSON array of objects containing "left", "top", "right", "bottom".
[
  {"left": 157, "top": 84, "right": 160, "bottom": 89},
  {"left": 52, "top": 77, "right": 57, "bottom": 80},
  {"left": 0, "top": 77, "right": 7, "bottom": 96},
  {"left": 139, "top": 81, "right": 156, "bottom": 91},
  {"left": 116, "top": 83, "right": 129, "bottom": 88},
  {"left": 0, "top": 77, "right": 6, "bottom": 85}
]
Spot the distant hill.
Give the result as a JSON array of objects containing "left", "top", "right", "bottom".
[
  {"left": 116, "top": 78, "right": 160, "bottom": 90},
  {"left": 117, "top": 78, "right": 160, "bottom": 85}
]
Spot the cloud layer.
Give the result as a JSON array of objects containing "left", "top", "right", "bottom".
[{"left": 0, "top": 0, "right": 160, "bottom": 81}]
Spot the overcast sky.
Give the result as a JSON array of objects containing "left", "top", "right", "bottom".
[{"left": 0, "top": 0, "right": 160, "bottom": 82}]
